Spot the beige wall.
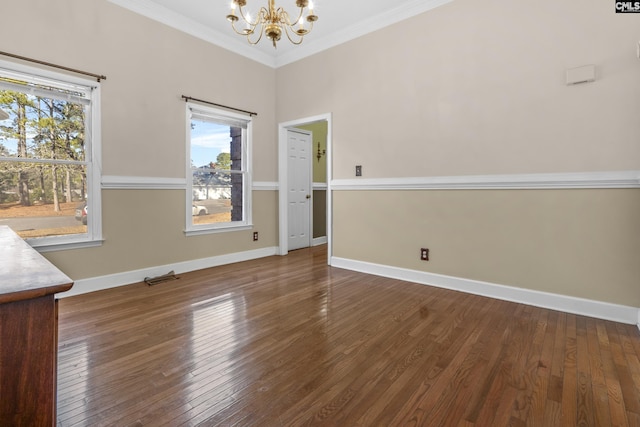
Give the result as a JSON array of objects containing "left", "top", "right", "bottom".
[
  {"left": 46, "top": 190, "right": 278, "bottom": 280},
  {"left": 4, "top": 0, "right": 639, "bottom": 309},
  {"left": 2, "top": 0, "right": 279, "bottom": 279},
  {"left": 276, "top": 0, "right": 640, "bottom": 306},
  {"left": 277, "top": 0, "right": 640, "bottom": 178},
  {"left": 333, "top": 189, "right": 640, "bottom": 307},
  {"left": 5, "top": 0, "right": 278, "bottom": 180}
]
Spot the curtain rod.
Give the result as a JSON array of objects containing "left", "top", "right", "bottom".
[
  {"left": 182, "top": 95, "right": 257, "bottom": 117},
  {"left": 0, "top": 50, "right": 106, "bottom": 82}
]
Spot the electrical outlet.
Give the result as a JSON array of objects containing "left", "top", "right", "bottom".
[
  {"left": 355, "top": 165, "right": 362, "bottom": 177},
  {"left": 420, "top": 248, "right": 429, "bottom": 261},
  {"left": 253, "top": 231, "right": 259, "bottom": 241}
]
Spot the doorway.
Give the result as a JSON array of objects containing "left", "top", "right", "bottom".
[{"left": 278, "top": 113, "right": 332, "bottom": 262}]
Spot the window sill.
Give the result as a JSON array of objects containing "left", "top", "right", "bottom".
[
  {"left": 185, "top": 224, "right": 253, "bottom": 237},
  {"left": 32, "top": 238, "right": 104, "bottom": 253}
]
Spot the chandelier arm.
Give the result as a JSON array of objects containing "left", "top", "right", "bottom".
[
  {"left": 259, "top": 6, "right": 270, "bottom": 24},
  {"left": 277, "top": 9, "right": 303, "bottom": 28},
  {"left": 283, "top": 25, "right": 305, "bottom": 45},
  {"left": 230, "top": 20, "right": 254, "bottom": 36},
  {"left": 246, "top": 26, "right": 265, "bottom": 45},
  {"left": 237, "top": 5, "right": 266, "bottom": 27},
  {"left": 280, "top": 10, "right": 301, "bottom": 39},
  {"left": 286, "top": 8, "right": 305, "bottom": 26},
  {"left": 298, "top": 19, "right": 314, "bottom": 34}
]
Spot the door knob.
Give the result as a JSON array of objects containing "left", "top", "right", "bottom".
[{"left": 306, "top": 194, "right": 311, "bottom": 199}]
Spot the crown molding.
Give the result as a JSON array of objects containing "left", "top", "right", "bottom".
[
  {"left": 108, "top": 0, "right": 453, "bottom": 68},
  {"left": 107, "top": 0, "right": 277, "bottom": 68},
  {"left": 275, "top": 0, "right": 454, "bottom": 67}
]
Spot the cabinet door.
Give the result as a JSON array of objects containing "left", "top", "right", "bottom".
[{"left": 0, "top": 295, "right": 56, "bottom": 426}]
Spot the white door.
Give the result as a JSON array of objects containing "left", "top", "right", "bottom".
[{"left": 287, "top": 129, "right": 312, "bottom": 251}]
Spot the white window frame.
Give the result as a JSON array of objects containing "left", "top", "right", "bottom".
[
  {"left": 0, "top": 59, "right": 102, "bottom": 251},
  {"left": 185, "top": 102, "right": 252, "bottom": 236}
]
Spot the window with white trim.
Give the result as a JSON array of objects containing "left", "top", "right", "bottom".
[
  {"left": 0, "top": 61, "right": 101, "bottom": 249},
  {"left": 186, "top": 103, "right": 252, "bottom": 235}
]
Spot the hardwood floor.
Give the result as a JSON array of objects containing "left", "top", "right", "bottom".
[{"left": 57, "top": 245, "right": 640, "bottom": 426}]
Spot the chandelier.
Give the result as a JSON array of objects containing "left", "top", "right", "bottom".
[{"left": 226, "top": 0, "right": 318, "bottom": 48}]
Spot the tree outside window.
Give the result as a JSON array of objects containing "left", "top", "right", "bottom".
[{"left": 0, "top": 64, "right": 100, "bottom": 247}]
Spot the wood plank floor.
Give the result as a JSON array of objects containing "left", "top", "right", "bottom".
[{"left": 57, "top": 245, "right": 640, "bottom": 426}]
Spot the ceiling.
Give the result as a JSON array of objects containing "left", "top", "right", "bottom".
[{"left": 107, "top": 0, "right": 452, "bottom": 68}]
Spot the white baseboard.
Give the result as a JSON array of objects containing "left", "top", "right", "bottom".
[
  {"left": 59, "top": 246, "right": 279, "bottom": 298},
  {"left": 331, "top": 257, "right": 640, "bottom": 327},
  {"left": 56, "top": 249, "right": 640, "bottom": 331},
  {"left": 313, "top": 236, "right": 328, "bottom": 246}
]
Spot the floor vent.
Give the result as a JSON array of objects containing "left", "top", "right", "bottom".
[{"left": 144, "top": 271, "right": 179, "bottom": 286}]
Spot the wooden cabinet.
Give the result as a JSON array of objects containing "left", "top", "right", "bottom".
[{"left": 0, "top": 226, "right": 73, "bottom": 426}]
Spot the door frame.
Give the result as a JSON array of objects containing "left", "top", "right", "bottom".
[{"left": 278, "top": 113, "right": 332, "bottom": 262}]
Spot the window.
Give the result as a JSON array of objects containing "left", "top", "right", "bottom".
[
  {"left": 0, "top": 61, "right": 101, "bottom": 249},
  {"left": 186, "top": 103, "right": 252, "bottom": 235}
]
